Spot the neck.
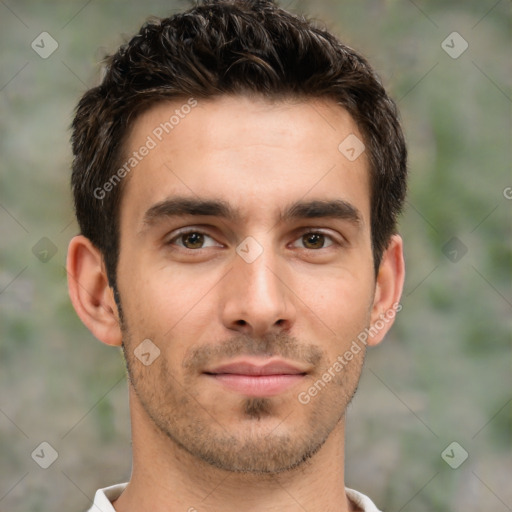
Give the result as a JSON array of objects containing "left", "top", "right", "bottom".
[{"left": 114, "top": 387, "right": 355, "bottom": 512}]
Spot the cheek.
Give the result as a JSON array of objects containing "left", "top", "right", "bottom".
[
  {"left": 293, "top": 268, "right": 374, "bottom": 332},
  {"left": 118, "top": 267, "right": 220, "bottom": 366},
  {"left": 119, "top": 261, "right": 212, "bottom": 321}
]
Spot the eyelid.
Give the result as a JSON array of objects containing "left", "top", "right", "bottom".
[
  {"left": 166, "top": 227, "right": 223, "bottom": 249},
  {"left": 164, "top": 226, "right": 345, "bottom": 250},
  {"left": 290, "top": 228, "right": 342, "bottom": 249}
]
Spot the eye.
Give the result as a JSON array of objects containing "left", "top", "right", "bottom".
[
  {"left": 292, "top": 231, "right": 336, "bottom": 250},
  {"left": 169, "top": 230, "right": 221, "bottom": 250}
]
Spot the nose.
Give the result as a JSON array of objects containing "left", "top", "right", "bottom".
[{"left": 220, "top": 243, "right": 295, "bottom": 337}]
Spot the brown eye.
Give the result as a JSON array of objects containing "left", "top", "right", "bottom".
[
  {"left": 169, "top": 230, "right": 222, "bottom": 250},
  {"left": 302, "top": 233, "right": 326, "bottom": 249},
  {"left": 180, "top": 232, "right": 205, "bottom": 249}
]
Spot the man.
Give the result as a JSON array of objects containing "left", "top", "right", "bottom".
[{"left": 67, "top": 0, "right": 406, "bottom": 510}]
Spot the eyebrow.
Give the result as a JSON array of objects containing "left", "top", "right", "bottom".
[
  {"left": 140, "top": 196, "right": 362, "bottom": 233},
  {"left": 141, "top": 197, "right": 237, "bottom": 231},
  {"left": 280, "top": 199, "right": 362, "bottom": 225}
]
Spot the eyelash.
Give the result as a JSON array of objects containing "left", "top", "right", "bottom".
[
  {"left": 168, "top": 229, "right": 222, "bottom": 250},
  {"left": 166, "top": 228, "right": 340, "bottom": 251}
]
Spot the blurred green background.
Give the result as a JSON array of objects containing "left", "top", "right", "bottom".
[{"left": 0, "top": 0, "right": 510, "bottom": 510}]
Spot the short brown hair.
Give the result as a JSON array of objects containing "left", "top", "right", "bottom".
[{"left": 71, "top": 0, "right": 407, "bottom": 291}]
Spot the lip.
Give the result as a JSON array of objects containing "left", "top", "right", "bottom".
[{"left": 204, "top": 358, "right": 308, "bottom": 397}]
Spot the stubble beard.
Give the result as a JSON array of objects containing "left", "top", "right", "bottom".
[{"left": 122, "top": 327, "right": 366, "bottom": 474}]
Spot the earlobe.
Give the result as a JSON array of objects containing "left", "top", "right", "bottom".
[
  {"left": 367, "top": 234, "right": 405, "bottom": 347},
  {"left": 66, "top": 235, "right": 123, "bottom": 347}
]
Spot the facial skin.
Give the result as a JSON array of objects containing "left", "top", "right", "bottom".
[{"left": 67, "top": 95, "right": 404, "bottom": 511}]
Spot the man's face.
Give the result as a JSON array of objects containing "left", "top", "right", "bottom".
[{"left": 116, "top": 95, "right": 377, "bottom": 473}]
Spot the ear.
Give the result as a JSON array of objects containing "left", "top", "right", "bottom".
[
  {"left": 66, "top": 235, "right": 123, "bottom": 347},
  {"left": 367, "top": 234, "right": 405, "bottom": 347}
]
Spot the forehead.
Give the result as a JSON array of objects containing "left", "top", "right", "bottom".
[{"left": 119, "top": 95, "right": 370, "bottom": 229}]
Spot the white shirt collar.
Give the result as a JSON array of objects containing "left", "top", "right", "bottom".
[{"left": 87, "top": 483, "right": 382, "bottom": 511}]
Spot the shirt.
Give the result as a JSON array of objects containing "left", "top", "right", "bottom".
[{"left": 87, "top": 483, "right": 382, "bottom": 511}]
